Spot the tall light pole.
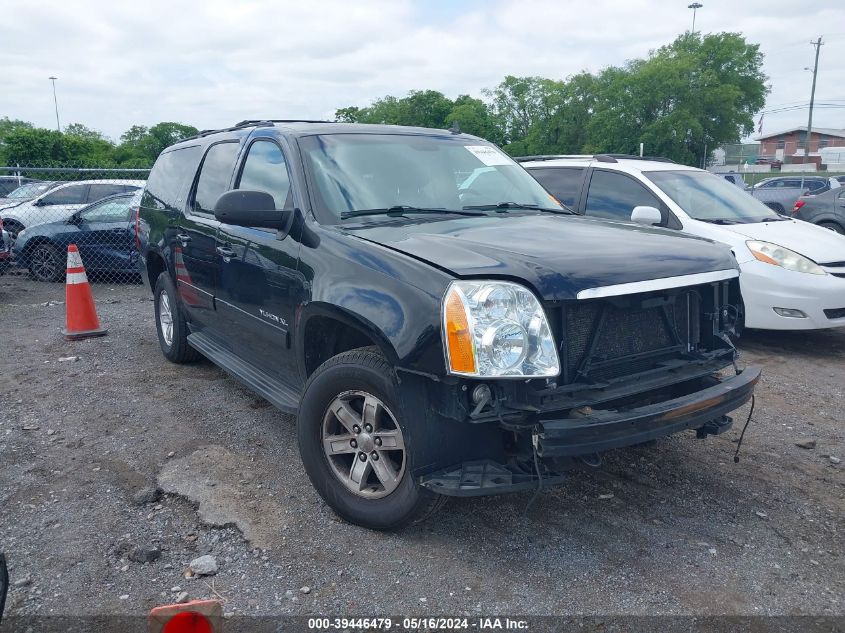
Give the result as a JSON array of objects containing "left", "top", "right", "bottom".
[
  {"left": 48, "top": 76, "right": 61, "bottom": 133},
  {"left": 688, "top": 2, "right": 703, "bottom": 33}
]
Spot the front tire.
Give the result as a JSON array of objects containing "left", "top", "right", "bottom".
[
  {"left": 27, "top": 243, "right": 63, "bottom": 282},
  {"left": 154, "top": 272, "right": 200, "bottom": 364},
  {"left": 297, "top": 348, "right": 445, "bottom": 530}
]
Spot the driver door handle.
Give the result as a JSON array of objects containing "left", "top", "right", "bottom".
[{"left": 216, "top": 245, "right": 236, "bottom": 261}]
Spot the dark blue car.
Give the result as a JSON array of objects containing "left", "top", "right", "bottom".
[{"left": 13, "top": 191, "right": 141, "bottom": 282}]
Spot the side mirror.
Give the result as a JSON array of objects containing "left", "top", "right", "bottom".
[
  {"left": 631, "top": 205, "right": 662, "bottom": 226},
  {"left": 68, "top": 213, "right": 81, "bottom": 225},
  {"left": 213, "top": 190, "right": 291, "bottom": 230},
  {"left": 33, "top": 198, "right": 46, "bottom": 206}
]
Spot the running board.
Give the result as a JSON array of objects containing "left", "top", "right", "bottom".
[{"left": 187, "top": 331, "right": 301, "bottom": 414}]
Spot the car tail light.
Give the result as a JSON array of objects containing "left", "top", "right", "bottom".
[{"left": 792, "top": 200, "right": 805, "bottom": 216}]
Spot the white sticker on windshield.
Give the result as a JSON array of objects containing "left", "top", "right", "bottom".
[{"left": 464, "top": 145, "right": 514, "bottom": 166}]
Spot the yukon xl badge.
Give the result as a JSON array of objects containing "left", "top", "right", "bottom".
[{"left": 259, "top": 309, "right": 287, "bottom": 328}]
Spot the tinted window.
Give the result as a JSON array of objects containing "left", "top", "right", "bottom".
[
  {"left": 237, "top": 141, "right": 291, "bottom": 209},
  {"left": 192, "top": 142, "right": 240, "bottom": 214},
  {"left": 143, "top": 145, "right": 202, "bottom": 210},
  {"left": 528, "top": 167, "right": 584, "bottom": 207},
  {"left": 80, "top": 197, "right": 132, "bottom": 223},
  {"left": 87, "top": 183, "right": 127, "bottom": 202},
  {"left": 804, "top": 180, "right": 825, "bottom": 192},
  {"left": 41, "top": 184, "right": 89, "bottom": 205},
  {"left": 584, "top": 170, "right": 661, "bottom": 221}
]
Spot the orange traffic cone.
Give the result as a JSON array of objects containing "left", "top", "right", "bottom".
[
  {"left": 62, "top": 244, "right": 107, "bottom": 341},
  {"left": 148, "top": 599, "right": 223, "bottom": 633}
]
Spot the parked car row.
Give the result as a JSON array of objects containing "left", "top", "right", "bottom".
[{"left": 0, "top": 178, "right": 145, "bottom": 279}]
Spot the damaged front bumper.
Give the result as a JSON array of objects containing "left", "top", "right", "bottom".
[
  {"left": 419, "top": 366, "right": 761, "bottom": 497},
  {"left": 536, "top": 365, "right": 761, "bottom": 457}
]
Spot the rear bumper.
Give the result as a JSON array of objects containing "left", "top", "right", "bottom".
[{"left": 536, "top": 366, "right": 761, "bottom": 457}]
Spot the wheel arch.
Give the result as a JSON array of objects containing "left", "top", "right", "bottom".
[
  {"left": 145, "top": 250, "right": 169, "bottom": 289},
  {"left": 297, "top": 303, "right": 402, "bottom": 379}
]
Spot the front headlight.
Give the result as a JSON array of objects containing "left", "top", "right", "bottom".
[
  {"left": 442, "top": 280, "right": 560, "bottom": 377},
  {"left": 746, "top": 240, "right": 826, "bottom": 275}
]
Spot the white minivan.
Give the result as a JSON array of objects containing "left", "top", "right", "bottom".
[{"left": 523, "top": 155, "right": 845, "bottom": 330}]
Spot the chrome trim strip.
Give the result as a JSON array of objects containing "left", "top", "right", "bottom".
[{"left": 577, "top": 269, "right": 739, "bottom": 300}]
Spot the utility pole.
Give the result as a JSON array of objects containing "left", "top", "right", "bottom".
[
  {"left": 688, "top": 3, "right": 703, "bottom": 33},
  {"left": 48, "top": 76, "right": 61, "bottom": 133},
  {"left": 800, "top": 37, "right": 822, "bottom": 191},
  {"left": 804, "top": 38, "right": 823, "bottom": 159}
]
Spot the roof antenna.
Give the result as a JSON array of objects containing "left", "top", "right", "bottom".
[{"left": 449, "top": 120, "right": 461, "bottom": 135}]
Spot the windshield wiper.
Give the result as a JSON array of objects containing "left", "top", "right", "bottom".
[
  {"left": 462, "top": 202, "right": 574, "bottom": 214},
  {"left": 697, "top": 218, "right": 744, "bottom": 225},
  {"left": 341, "top": 206, "right": 485, "bottom": 220}
]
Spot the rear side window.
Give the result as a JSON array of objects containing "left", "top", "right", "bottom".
[
  {"left": 143, "top": 145, "right": 202, "bottom": 210},
  {"left": 192, "top": 142, "right": 241, "bottom": 214},
  {"left": 584, "top": 170, "right": 661, "bottom": 222},
  {"left": 41, "top": 184, "right": 89, "bottom": 205},
  {"left": 236, "top": 140, "right": 292, "bottom": 209},
  {"left": 528, "top": 167, "right": 584, "bottom": 207},
  {"left": 80, "top": 197, "right": 133, "bottom": 223},
  {"left": 87, "top": 183, "right": 127, "bottom": 202}
]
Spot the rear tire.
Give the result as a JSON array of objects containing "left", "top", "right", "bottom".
[
  {"left": 154, "top": 272, "right": 200, "bottom": 364},
  {"left": 819, "top": 221, "right": 844, "bottom": 235},
  {"left": 765, "top": 202, "right": 785, "bottom": 215},
  {"left": 297, "top": 347, "right": 445, "bottom": 530},
  {"left": 27, "top": 242, "right": 63, "bottom": 282}
]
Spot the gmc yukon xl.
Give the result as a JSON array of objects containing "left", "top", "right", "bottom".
[{"left": 138, "top": 120, "right": 760, "bottom": 530}]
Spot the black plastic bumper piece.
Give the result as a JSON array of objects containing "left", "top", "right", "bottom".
[
  {"left": 419, "top": 460, "right": 567, "bottom": 497},
  {"left": 537, "top": 366, "right": 761, "bottom": 458}
]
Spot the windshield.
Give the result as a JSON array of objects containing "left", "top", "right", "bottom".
[
  {"left": 298, "top": 133, "right": 561, "bottom": 222},
  {"left": 645, "top": 170, "right": 781, "bottom": 223},
  {"left": 7, "top": 182, "right": 55, "bottom": 199}
]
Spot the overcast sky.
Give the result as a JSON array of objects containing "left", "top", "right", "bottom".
[{"left": 2, "top": 0, "right": 843, "bottom": 143}]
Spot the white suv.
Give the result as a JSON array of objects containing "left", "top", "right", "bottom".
[
  {"left": 0, "top": 179, "right": 145, "bottom": 238},
  {"left": 522, "top": 155, "right": 845, "bottom": 330}
]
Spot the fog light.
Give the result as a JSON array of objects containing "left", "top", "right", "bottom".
[
  {"left": 773, "top": 307, "right": 808, "bottom": 318},
  {"left": 472, "top": 383, "right": 492, "bottom": 405}
]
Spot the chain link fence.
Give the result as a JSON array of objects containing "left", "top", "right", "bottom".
[{"left": 0, "top": 166, "right": 149, "bottom": 284}]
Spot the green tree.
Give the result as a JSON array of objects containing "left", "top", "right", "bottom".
[
  {"left": 445, "top": 95, "right": 502, "bottom": 144},
  {"left": 0, "top": 117, "right": 35, "bottom": 164},
  {"left": 483, "top": 76, "right": 555, "bottom": 148},
  {"left": 586, "top": 32, "right": 767, "bottom": 164},
  {"left": 64, "top": 123, "right": 107, "bottom": 141}
]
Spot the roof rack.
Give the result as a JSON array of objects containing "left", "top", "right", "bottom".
[
  {"left": 184, "top": 119, "right": 337, "bottom": 141},
  {"left": 515, "top": 154, "right": 676, "bottom": 164}
]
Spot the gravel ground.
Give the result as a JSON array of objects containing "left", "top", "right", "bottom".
[{"left": 1, "top": 270, "right": 843, "bottom": 620}]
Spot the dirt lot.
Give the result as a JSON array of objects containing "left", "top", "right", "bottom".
[{"left": 1, "top": 271, "right": 843, "bottom": 620}]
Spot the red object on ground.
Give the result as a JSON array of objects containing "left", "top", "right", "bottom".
[
  {"left": 62, "top": 244, "right": 107, "bottom": 340},
  {"left": 149, "top": 600, "right": 223, "bottom": 633}
]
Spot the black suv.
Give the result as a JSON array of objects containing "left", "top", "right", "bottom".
[{"left": 139, "top": 120, "right": 760, "bottom": 530}]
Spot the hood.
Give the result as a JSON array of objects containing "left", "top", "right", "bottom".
[
  {"left": 343, "top": 214, "right": 736, "bottom": 300},
  {"left": 720, "top": 218, "right": 845, "bottom": 264}
]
